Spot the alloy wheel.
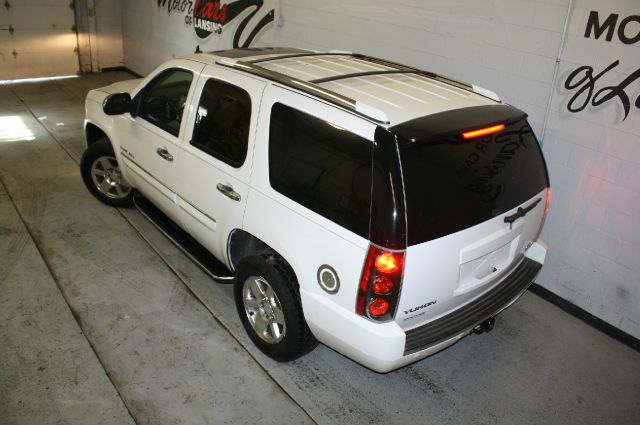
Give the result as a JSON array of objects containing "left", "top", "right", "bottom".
[{"left": 242, "top": 275, "right": 286, "bottom": 344}]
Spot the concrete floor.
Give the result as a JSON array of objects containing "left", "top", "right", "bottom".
[{"left": 0, "top": 73, "right": 639, "bottom": 425}]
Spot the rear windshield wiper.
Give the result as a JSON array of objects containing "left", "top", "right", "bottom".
[{"left": 504, "top": 198, "right": 541, "bottom": 229}]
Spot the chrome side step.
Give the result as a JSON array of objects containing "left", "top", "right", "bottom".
[{"left": 133, "top": 194, "right": 234, "bottom": 283}]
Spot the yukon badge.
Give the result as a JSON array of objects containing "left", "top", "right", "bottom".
[
  {"left": 317, "top": 265, "right": 340, "bottom": 294},
  {"left": 404, "top": 300, "right": 437, "bottom": 315}
]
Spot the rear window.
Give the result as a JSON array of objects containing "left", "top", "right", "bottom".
[
  {"left": 269, "top": 103, "right": 373, "bottom": 238},
  {"left": 399, "top": 119, "right": 548, "bottom": 246}
]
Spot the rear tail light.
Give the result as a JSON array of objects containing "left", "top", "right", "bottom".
[
  {"left": 368, "top": 298, "right": 390, "bottom": 316},
  {"left": 544, "top": 187, "right": 552, "bottom": 219},
  {"left": 540, "top": 187, "right": 552, "bottom": 229},
  {"left": 372, "top": 277, "right": 394, "bottom": 295},
  {"left": 534, "top": 187, "right": 552, "bottom": 242},
  {"left": 357, "top": 244, "right": 405, "bottom": 321},
  {"left": 374, "top": 252, "right": 402, "bottom": 273}
]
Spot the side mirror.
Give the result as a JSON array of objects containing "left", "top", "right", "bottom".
[{"left": 103, "top": 92, "right": 132, "bottom": 115}]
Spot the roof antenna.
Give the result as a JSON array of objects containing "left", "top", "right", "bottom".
[{"left": 195, "top": 45, "right": 202, "bottom": 54}]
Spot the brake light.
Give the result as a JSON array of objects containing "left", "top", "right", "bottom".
[
  {"left": 375, "top": 252, "right": 402, "bottom": 273},
  {"left": 357, "top": 245, "right": 405, "bottom": 321},
  {"left": 368, "top": 298, "right": 390, "bottom": 316},
  {"left": 372, "top": 277, "right": 394, "bottom": 295},
  {"left": 544, "top": 187, "right": 552, "bottom": 218},
  {"left": 534, "top": 187, "right": 552, "bottom": 243},
  {"left": 462, "top": 123, "right": 505, "bottom": 140}
]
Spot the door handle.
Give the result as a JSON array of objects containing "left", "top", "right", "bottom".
[
  {"left": 216, "top": 183, "right": 241, "bottom": 201},
  {"left": 156, "top": 147, "right": 173, "bottom": 162}
]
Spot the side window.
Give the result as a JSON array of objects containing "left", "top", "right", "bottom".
[
  {"left": 138, "top": 68, "right": 193, "bottom": 137},
  {"left": 190, "top": 79, "right": 252, "bottom": 167},
  {"left": 269, "top": 103, "right": 373, "bottom": 238}
]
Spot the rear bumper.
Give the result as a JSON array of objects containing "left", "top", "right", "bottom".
[
  {"left": 303, "top": 241, "right": 545, "bottom": 373},
  {"left": 404, "top": 256, "right": 541, "bottom": 354}
]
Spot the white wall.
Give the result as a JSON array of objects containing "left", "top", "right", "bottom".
[
  {"left": 539, "top": 0, "right": 640, "bottom": 338},
  {"left": 119, "top": 0, "right": 640, "bottom": 339}
]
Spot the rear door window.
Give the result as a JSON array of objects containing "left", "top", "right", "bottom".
[
  {"left": 190, "top": 79, "right": 252, "bottom": 167},
  {"left": 399, "top": 119, "right": 549, "bottom": 246},
  {"left": 268, "top": 103, "right": 373, "bottom": 238}
]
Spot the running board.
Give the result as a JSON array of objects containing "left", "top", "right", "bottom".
[{"left": 133, "top": 194, "right": 234, "bottom": 282}]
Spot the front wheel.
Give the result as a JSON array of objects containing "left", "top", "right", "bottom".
[
  {"left": 80, "top": 137, "right": 133, "bottom": 207},
  {"left": 234, "top": 251, "right": 317, "bottom": 361}
]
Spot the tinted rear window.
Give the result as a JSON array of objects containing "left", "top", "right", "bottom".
[
  {"left": 399, "top": 119, "right": 548, "bottom": 246},
  {"left": 269, "top": 103, "right": 373, "bottom": 238}
]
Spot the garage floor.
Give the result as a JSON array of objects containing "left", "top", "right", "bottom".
[{"left": 1, "top": 73, "right": 639, "bottom": 425}]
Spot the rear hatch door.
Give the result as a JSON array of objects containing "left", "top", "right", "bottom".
[{"left": 390, "top": 105, "right": 549, "bottom": 330}]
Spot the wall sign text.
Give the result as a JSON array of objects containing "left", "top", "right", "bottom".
[
  {"left": 563, "top": 10, "right": 640, "bottom": 120},
  {"left": 565, "top": 61, "right": 640, "bottom": 120},
  {"left": 585, "top": 11, "right": 640, "bottom": 45},
  {"left": 157, "top": 0, "right": 274, "bottom": 48}
]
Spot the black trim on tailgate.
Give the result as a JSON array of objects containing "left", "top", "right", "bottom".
[
  {"left": 370, "top": 127, "right": 407, "bottom": 250},
  {"left": 404, "top": 257, "right": 542, "bottom": 355}
]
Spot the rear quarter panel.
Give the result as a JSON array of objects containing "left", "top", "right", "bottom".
[{"left": 243, "top": 84, "right": 378, "bottom": 330}]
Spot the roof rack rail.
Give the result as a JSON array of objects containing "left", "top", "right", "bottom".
[
  {"left": 248, "top": 52, "right": 354, "bottom": 64},
  {"left": 310, "top": 70, "right": 417, "bottom": 84},
  {"left": 253, "top": 51, "right": 475, "bottom": 92},
  {"left": 216, "top": 56, "right": 391, "bottom": 124},
  {"left": 350, "top": 54, "right": 474, "bottom": 92},
  {"left": 214, "top": 51, "right": 487, "bottom": 124}
]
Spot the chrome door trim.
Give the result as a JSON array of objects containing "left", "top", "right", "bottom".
[{"left": 178, "top": 195, "right": 218, "bottom": 231}]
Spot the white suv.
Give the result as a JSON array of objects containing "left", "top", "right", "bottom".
[{"left": 81, "top": 47, "right": 550, "bottom": 373}]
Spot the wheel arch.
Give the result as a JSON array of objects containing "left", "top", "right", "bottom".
[
  {"left": 228, "top": 230, "right": 298, "bottom": 286},
  {"left": 231, "top": 229, "right": 318, "bottom": 359},
  {"left": 85, "top": 122, "right": 109, "bottom": 148}
]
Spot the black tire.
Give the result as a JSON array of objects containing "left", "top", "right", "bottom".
[
  {"left": 234, "top": 251, "right": 317, "bottom": 361},
  {"left": 80, "top": 137, "right": 133, "bottom": 207}
]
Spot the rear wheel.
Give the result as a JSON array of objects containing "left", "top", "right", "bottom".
[
  {"left": 234, "top": 251, "right": 317, "bottom": 361},
  {"left": 80, "top": 137, "right": 133, "bottom": 207}
]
